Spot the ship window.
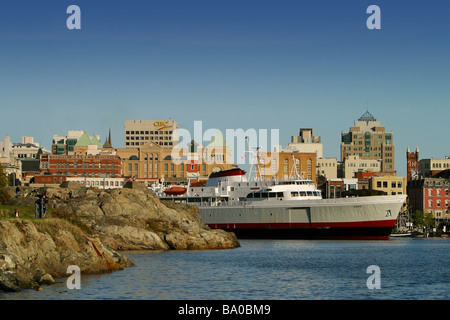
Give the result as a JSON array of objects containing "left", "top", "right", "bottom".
[
  {"left": 277, "top": 192, "right": 284, "bottom": 198},
  {"left": 307, "top": 191, "right": 313, "bottom": 196},
  {"left": 291, "top": 192, "right": 299, "bottom": 197},
  {"left": 300, "top": 191, "right": 306, "bottom": 196},
  {"left": 246, "top": 193, "right": 254, "bottom": 199},
  {"left": 254, "top": 193, "right": 261, "bottom": 198},
  {"left": 269, "top": 192, "right": 276, "bottom": 198},
  {"left": 261, "top": 192, "right": 268, "bottom": 198}
]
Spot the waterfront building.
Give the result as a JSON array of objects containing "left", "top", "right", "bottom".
[
  {"left": 124, "top": 120, "right": 178, "bottom": 148},
  {"left": 369, "top": 176, "right": 407, "bottom": 196},
  {"left": 288, "top": 128, "right": 323, "bottom": 158},
  {"left": 340, "top": 110, "right": 395, "bottom": 173},
  {"left": 33, "top": 173, "right": 125, "bottom": 189},
  {"left": 320, "top": 178, "right": 358, "bottom": 198},
  {"left": 317, "top": 158, "right": 338, "bottom": 180},
  {"left": 418, "top": 156, "right": 450, "bottom": 178},
  {"left": 116, "top": 132, "right": 235, "bottom": 183},
  {"left": 52, "top": 131, "right": 103, "bottom": 155},
  {"left": 1, "top": 136, "right": 50, "bottom": 161},
  {"left": 257, "top": 151, "right": 317, "bottom": 182},
  {"left": 38, "top": 154, "right": 122, "bottom": 178},
  {"left": 406, "top": 147, "right": 420, "bottom": 182},
  {"left": 342, "top": 155, "right": 382, "bottom": 179},
  {"left": 408, "top": 177, "right": 450, "bottom": 223}
]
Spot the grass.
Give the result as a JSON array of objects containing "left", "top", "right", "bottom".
[
  {"left": 0, "top": 204, "right": 94, "bottom": 245},
  {"left": 0, "top": 204, "right": 36, "bottom": 219}
]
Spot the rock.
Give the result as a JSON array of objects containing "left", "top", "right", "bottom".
[
  {"left": 0, "top": 220, "right": 133, "bottom": 292},
  {"left": 0, "top": 254, "right": 16, "bottom": 270},
  {"left": 60, "top": 181, "right": 82, "bottom": 190},
  {"left": 44, "top": 185, "right": 239, "bottom": 251},
  {"left": 122, "top": 181, "right": 148, "bottom": 191},
  {"left": 39, "top": 274, "right": 55, "bottom": 285}
]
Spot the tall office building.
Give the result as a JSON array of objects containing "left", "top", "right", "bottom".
[
  {"left": 340, "top": 111, "right": 395, "bottom": 173},
  {"left": 124, "top": 120, "right": 178, "bottom": 148}
]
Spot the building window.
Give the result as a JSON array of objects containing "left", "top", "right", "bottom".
[{"left": 428, "top": 200, "right": 433, "bottom": 208}]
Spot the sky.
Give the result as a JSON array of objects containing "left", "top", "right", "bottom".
[{"left": 1, "top": 0, "right": 449, "bottom": 177}]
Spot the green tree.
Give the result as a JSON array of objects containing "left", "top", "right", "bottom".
[
  {"left": 412, "top": 209, "right": 435, "bottom": 228},
  {"left": 0, "top": 164, "right": 9, "bottom": 188}
]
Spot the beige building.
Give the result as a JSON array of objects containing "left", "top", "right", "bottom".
[
  {"left": 341, "top": 111, "right": 395, "bottom": 173},
  {"left": 257, "top": 151, "right": 317, "bottom": 182},
  {"left": 317, "top": 158, "right": 338, "bottom": 179},
  {"left": 287, "top": 128, "right": 323, "bottom": 158},
  {"left": 124, "top": 120, "right": 178, "bottom": 148},
  {"left": 343, "top": 155, "right": 382, "bottom": 179},
  {"left": 418, "top": 157, "right": 450, "bottom": 177},
  {"left": 369, "top": 176, "right": 406, "bottom": 195},
  {"left": 117, "top": 133, "right": 235, "bottom": 183}
]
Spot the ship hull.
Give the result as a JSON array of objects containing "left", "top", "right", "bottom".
[{"left": 200, "top": 195, "right": 406, "bottom": 240}]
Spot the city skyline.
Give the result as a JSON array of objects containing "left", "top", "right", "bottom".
[{"left": 1, "top": 0, "right": 450, "bottom": 177}]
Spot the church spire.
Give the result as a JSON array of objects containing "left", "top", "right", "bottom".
[{"left": 103, "top": 129, "right": 112, "bottom": 148}]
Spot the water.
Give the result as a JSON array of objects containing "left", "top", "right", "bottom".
[{"left": 1, "top": 238, "right": 449, "bottom": 300}]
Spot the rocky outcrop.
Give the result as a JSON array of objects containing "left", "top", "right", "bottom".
[
  {"left": 0, "top": 183, "right": 239, "bottom": 292},
  {"left": 39, "top": 184, "right": 240, "bottom": 251},
  {"left": 0, "top": 219, "right": 132, "bottom": 292}
]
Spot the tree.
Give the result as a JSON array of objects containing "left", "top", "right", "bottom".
[
  {"left": 0, "top": 164, "right": 9, "bottom": 188},
  {"left": 412, "top": 209, "right": 435, "bottom": 229}
]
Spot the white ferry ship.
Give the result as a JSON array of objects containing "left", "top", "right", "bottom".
[{"left": 153, "top": 168, "right": 407, "bottom": 240}]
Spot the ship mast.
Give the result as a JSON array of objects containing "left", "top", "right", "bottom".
[{"left": 245, "top": 136, "right": 261, "bottom": 181}]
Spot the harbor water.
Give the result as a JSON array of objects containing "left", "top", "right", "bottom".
[{"left": 1, "top": 238, "right": 449, "bottom": 300}]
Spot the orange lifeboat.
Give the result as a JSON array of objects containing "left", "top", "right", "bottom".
[{"left": 163, "top": 186, "right": 187, "bottom": 196}]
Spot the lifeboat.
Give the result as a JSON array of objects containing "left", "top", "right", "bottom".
[{"left": 163, "top": 186, "right": 187, "bottom": 196}]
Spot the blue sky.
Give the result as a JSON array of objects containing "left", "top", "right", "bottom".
[{"left": 1, "top": 0, "right": 449, "bottom": 176}]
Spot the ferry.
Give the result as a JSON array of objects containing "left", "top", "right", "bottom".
[{"left": 153, "top": 167, "right": 407, "bottom": 240}]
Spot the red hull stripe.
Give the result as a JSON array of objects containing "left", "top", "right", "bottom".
[
  {"left": 208, "top": 219, "right": 397, "bottom": 229},
  {"left": 209, "top": 169, "right": 246, "bottom": 179}
]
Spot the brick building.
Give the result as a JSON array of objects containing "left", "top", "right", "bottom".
[
  {"left": 39, "top": 154, "right": 122, "bottom": 178},
  {"left": 408, "top": 177, "right": 450, "bottom": 223}
]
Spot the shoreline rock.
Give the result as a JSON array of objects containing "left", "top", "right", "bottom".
[{"left": 1, "top": 183, "right": 240, "bottom": 292}]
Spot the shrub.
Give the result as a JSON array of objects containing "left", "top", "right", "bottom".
[{"left": 0, "top": 188, "right": 12, "bottom": 205}]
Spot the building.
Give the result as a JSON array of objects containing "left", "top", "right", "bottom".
[
  {"left": 116, "top": 132, "right": 235, "bottom": 183},
  {"left": 418, "top": 157, "right": 450, "bottom": 178},
  {"left": 406, "top": 147, "right": 420, "bottom": 182},
  {"left": 320, "top": 178, "right": 358, "bottom": 198},
  {"left": 257, "top": 151, "right": 317, "bottom": 182},
  {"left": 317, "top": 158, "right": 338, "bottom": 180},
  {"left": 52, "top": 131, "right": 103, "bottom": 155},
  {"left": 287, "top": 128, "right": 323, "bottom": 158},
  {"left": 369, "top": 176, "right": 407, "bottom": 196},
  {"left": 1, "top": 136, "right": 50, "bottom": 161},
  {"left": 124, "top": 120, "right": 178, "bottom": 148},
  {"left": 342, "top": 155, "right": 382, "bottom": 179},
  {"left": 341, "top": 110, "right": 395, "bottom": 173},
  {"left": 408, "top": 177, "right": 450, "bottom": 223},
  {"left": 39, "top": 154, "right": 122, "bottom": 178}
]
